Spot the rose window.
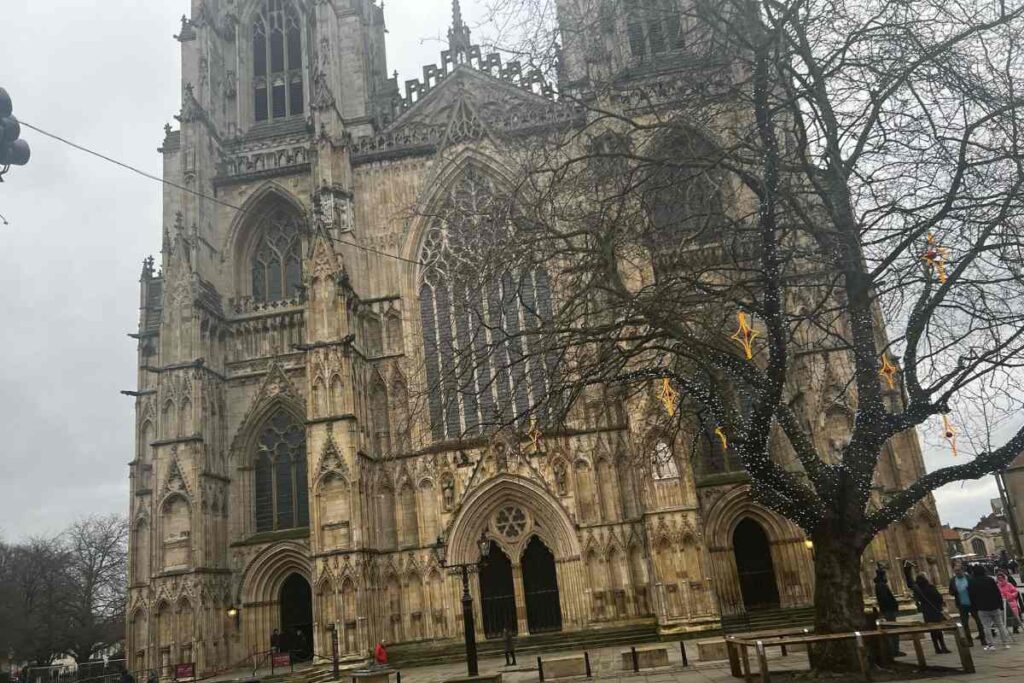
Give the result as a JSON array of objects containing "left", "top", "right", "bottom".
[{"left": 494, "top": 506, "right": 528, "bottom": 540}]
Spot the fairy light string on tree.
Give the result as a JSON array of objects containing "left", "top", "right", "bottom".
[{"left": 731, "top": 311, "right": 759, "bottom": 360}]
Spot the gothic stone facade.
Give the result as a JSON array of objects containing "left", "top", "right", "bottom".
[{"left": 126, "top": 0, "right": 949, "bottom": 675}]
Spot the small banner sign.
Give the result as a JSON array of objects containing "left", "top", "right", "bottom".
[
  {"left": 271, "top": 653, "right": 291, "bottom": 669},
  {"left": 173, "top": 663, "right": 195, "bottom": 681}
]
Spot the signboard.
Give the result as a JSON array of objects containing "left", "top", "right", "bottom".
[
  {"left": 173, "top": 663, "right": 195, "bottom": 681},
  {"left": 271, "top": 653, "right": 291, "bottom": 669}
]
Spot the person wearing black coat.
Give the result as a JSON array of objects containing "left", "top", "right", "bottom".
[
  {"left": 874, "top": 567, "right": 904, "bottom": 656},
  {"left": 903, "top": 561, "right": 951, "bottom": 654},
  {"left": 967, "top": 565, "right": 1010, "bottom": 650}
]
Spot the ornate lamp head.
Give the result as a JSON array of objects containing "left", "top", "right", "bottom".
[{"left": 478, "top": 531, "right": 491, "bottom": 559}]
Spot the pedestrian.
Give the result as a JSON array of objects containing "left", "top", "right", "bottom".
[
  {"left": 295, "top": 628, "right": 308, "bottom": 661},
  {"left": 874, "top": 567, "right": 905, "bottom": 657},
  {"left": 146, "top": 670, "right": 158, "bottom": 683},
  {"left": 996, "top": 572, "right": 1021, "bottom": 635},
  {"left": 903, "top": 561, "right": 952, "bottom": 654},
  {"left": 374, "top": 642, "right": 388, "bottom": 667},
  {"left": 949, "top": 565, "right": 986, "bottom": 646},
  {"left": 503, "top": 625, "right": 517, "bottom": 666},
  {"left": 968, "top": 565, "right": 1011, "bottom": 650},
  {"left": 271, "top": 628, "right": 281, "bottom": 653},
  {"left": 119, "top": 670, "right": 135, "bottom": 683}
]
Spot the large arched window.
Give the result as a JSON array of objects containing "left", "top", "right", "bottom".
[
  {"left": 250, "top": 204, "right": 304, "bottom": 303},
  {"left": 252, "top": 0, "right": 304, "bottom": 122},
  {"left": 419, "top": 167, "right": 554, "bottom": 442},
  {"left": 641, "top": 136, "right": 725, "bottom": 276},
  {"left": 254, "top": 409, "right": 309, "bottom": 532}
]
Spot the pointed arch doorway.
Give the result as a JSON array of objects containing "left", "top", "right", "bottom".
[
  {"left": 479, "top": 541, "right": 517, "bottom": 638},
  {"left": 523, "top": 536, "right": 562, "bottom": 634},
  {"left": 733, "top": 518, "right": 780, "bottom": 610},
  {"left": 279, "top": 573, "right": 313, "bottom": 660}
]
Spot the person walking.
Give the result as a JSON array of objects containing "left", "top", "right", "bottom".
[
  {"left": 996, "top": 572, "right": 1021, "bottom": 635},
  {"left": 949, "top": 565, "right": 986, "bottom": 646},
  {"left": 503, "top": 625, "right": 517, "bottom": 666},
  {"left": 968, "top": 565, "right": 1011, "bottom": 650},
  {"left": 874, "top": 567, "right": 905, "bottom": 657},
  {"left": 903, "top": 561, "right": 952, "bottom": 654}
]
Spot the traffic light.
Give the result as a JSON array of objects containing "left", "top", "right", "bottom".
[{"left": 0, "top": 88, "right": 31, "bottom": 176}]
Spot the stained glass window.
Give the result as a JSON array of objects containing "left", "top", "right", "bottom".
[
  {"left": 254, "top": 410, "right": 308, "bottom": 532},
  {"left": 418, "top": 168, "right": 555, "bottom": 442},
  {"left": 252, "top": 0, "right": 304, "bottom": 122},
  {"left": 251, "top": 205, "right": 304, "bottom": 303}
]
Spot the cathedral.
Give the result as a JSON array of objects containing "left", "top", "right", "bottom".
[{"left": 126, "top": 0, "right": 950, "bottom": 675}]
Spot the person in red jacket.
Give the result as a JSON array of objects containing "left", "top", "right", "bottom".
[{"left": 374, "top": 642, "right": 388, "bottom": 666}]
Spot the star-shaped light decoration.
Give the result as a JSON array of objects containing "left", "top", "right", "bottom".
[
  {"left": 879, "top": 354, "right": 899, "bottom": 390},
  {"left": 921, "top": 233, "right": 949, "bottom": 284},
  {"left": 527, "top": 421, "right": 544, "bottom": 455},
  {"left": 730, "top": 311, "right": 759, "bottom": 360},
  {"left": 942, "top": 414, "right": 959, "bottom": 457},
  {"left": 714, "top": 426, "right": 729, "bottom": 450},
  {"left": 657, "top": 378, "right": 679, "bottom": 417}
]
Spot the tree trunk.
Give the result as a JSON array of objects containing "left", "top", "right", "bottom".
[{"left": 809, "top": 530, "right": 868, "bottom": 672}]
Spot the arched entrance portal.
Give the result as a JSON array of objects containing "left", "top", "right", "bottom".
[
  {"left": 733, "top": 518, "right": 780, "bottom": 610},
  {"left": 523, "top": 536, "right": 562, "bottom": 634},
  {"left": 279, "top": 573, "right": 313, "bottom": 660},
  {"left": 479, "top": 541, "right": 517, "bottom": 638}
]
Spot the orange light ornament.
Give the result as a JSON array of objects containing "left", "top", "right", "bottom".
[
  {"left": 657, "top": 378, "right": 679, "bottom": 417},
  {"left": 730, "top": 311, "right": 759, "bottom": 360},
  {"left": 922, "top": 233, "right": 949, "bottom": 284},
  {"left": 879, "top": 354, "right": 899, "bottom": 390},
  {"left": 942, "top": 414, "right": 959, "bottom": 457}
]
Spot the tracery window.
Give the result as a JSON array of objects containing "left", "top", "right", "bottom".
[
  {"left": 252, "top": 0, "right": 304, "bottom": 122},
  {"left": 254, "top": 410, "right": 309, "bottom": 532},
  {"left": 641, "top": 138, "right": 725, "bottom": 276},
  {"left": 251, "top": 205, "right": 304, "bottom": 303},
  {"left": 625, "top": 0, "right": 684, "bottom": 60},
  {"left": 419, "top": 168, "right": 555, "bottom": 442}
]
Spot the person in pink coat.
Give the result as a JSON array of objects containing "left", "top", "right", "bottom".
[{"left": 996, "top": 572, "right": 1021, "bottom": 633}]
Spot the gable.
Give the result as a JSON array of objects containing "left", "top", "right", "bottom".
[{"left": 351, "top": 66, "right": 579, "bottom": 159}]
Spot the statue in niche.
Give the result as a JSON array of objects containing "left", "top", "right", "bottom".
[
  {"left": 441, "top": 474, "right": 455, "bottom": 511},
  {"left": 553, "top": 461, "right": 569, "bottom": 496}
]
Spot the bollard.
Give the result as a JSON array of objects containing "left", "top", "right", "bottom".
[
  {"left": 396, "top": 672, "right": 402, "bottom": 683},
  {"left": 584, "top": 651, "right": 592, "bottom": 678},
  {"left": 537, "top": 657, "right": 544, "bottom": 683},
  {"left": 630, "top": 646, "right": 639, "bottom": 673},
  {"left": 679, "top": 641, "right": 688, "bottom": 667}
]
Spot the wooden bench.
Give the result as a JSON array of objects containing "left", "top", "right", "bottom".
[
  {"left": 619, "top": 646, "right": 669, "bottom": 670},
  {"left": 726, "top": 622, "right": 974, "bottom": 682}
]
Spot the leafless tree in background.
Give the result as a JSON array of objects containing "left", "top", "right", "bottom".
[
  {"left": 422, "top": 0, "right": 1024, "bottom": 669},
  {"left": 0, "top": 515, "right": 127, "bottom": 665}
]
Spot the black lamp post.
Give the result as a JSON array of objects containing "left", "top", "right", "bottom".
[{"left": 434, "top": 531, "right": 491, "bottom": 677}]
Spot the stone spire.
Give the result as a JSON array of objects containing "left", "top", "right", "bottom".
[{"left": 448, "top": 0, "right": 473, "bottom": 62}]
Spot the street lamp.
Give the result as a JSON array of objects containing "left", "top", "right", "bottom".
[{"left": 434, "top": 531, "right": 491, "bottom": 677}]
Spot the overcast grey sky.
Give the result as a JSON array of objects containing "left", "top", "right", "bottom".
[{"left": 0, "top": 0, "right": 1002, "bottom": 541}]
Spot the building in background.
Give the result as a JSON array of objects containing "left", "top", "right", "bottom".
[{"left": 125, "top": 0, "right": 949, "bottom": 674}]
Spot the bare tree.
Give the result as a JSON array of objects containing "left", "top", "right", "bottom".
[
  {"left": 64, "top": 515, "right": 128, "bottom": 663},
  {"left": 1, "top": 537, "right": 72, "bottom": 665},
  {"left": 0, "top": 516, "right": 127, "bottom": 665},
  {"left": 421, "top": 0, "right": 1024, "bottom": 670}
]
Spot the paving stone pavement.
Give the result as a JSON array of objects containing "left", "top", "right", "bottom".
[{"left": 389, "top": 634, "right": 1024, "bottom": 683}]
